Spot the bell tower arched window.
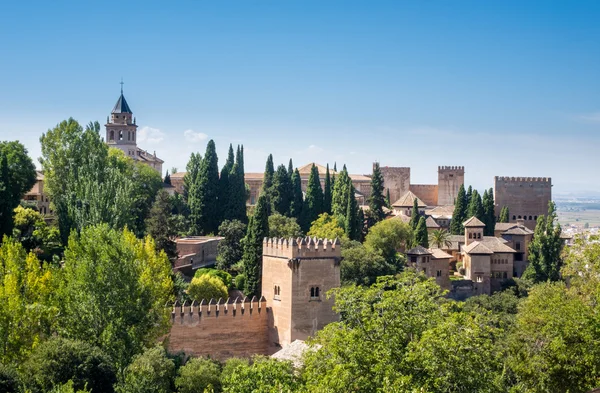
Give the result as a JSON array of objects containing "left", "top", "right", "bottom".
[{"left": 109, "top": 130, "right": 114, "bottom": 141}]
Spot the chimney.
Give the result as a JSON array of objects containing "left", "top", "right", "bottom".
[{"left": 516, "top": 218, "right": 525, "bottom": 226}]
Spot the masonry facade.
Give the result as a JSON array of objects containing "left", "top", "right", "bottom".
[{"left": 494, "top": 176, "right": 552, "bottom": 229}]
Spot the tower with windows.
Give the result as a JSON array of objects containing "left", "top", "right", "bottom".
[{"left": 105, "top": 82, "right": 138, "bottom": 158}]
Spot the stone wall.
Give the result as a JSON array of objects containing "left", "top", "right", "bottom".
[
  {"left": 380, "top": 166, "right": 411, "bottom": 204},
  {"left": 437, "top": 166, "right": 465, "bottom": 206},
  {"left": 494, "top": 177, "right": 552, "bottom": 229},
  {"left": 409, "top": 184, "right": 438, "bottom": 206}
]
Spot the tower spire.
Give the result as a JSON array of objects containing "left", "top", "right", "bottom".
[{"left": 120, "top": 78, "right": 124, "bottom": 94}]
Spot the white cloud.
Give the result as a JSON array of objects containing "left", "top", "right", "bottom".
[
  {"left": 137, "top": 126, "right": 165, "bottom": 144},
  {"left": 576, "top": 112, "right": 600, "bottom": 123},
  {"left": 184, "top": 129, "right": 208, "bottom": 143}
]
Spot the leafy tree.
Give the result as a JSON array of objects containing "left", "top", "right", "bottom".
[
  {"left": 271, "top": 164, "right": 292, "bottom": 216},
  {"left": 368, "top": 162, "right": 386, "bottom": 223},
  {"left": 499, "top": 206, "right": 509, "bottom": 223},
  {"left": 523, "top": 202, "right": 563, "bottom": 283},
  {"left": 450, "top": 184, "right": 467, "bottom": 235},
  {"left": 21, "top": 337, "right": 116, "bottom": 393},
  {"left": 429, "top": 229, "right": 452, "bottom": 249},
  {"left": 0, "top": 364, "right": 19, "bottom": 393},
  {"left": 0, "top": 237, "right": 58, "bottom": 364},
  {"left": 364, "top": 218, "right": 412, "bottom": 265},
  {"left": 175, "top": 358, "right": 222, "bottom": 393},
  {"left": 49, "top": 380, "right": 91, "bottom": 393},
  {"left": 241, "top": 194, "right": 269, "bottom": 296},
  {"left": 341, "top": 241, "right": 397, "bottom": 286},
  {"left": 194, "top": 268, "right": 233, "bottom": 289},
  {"left": 409, "top": 197, "right": 420, "bottom": 231},
  {"left": 40, "top": 119, "right": 134, "bottom": 243},
  {"left": 414, "top": 216, "right": 429, "bottom": 248},
  {"left": 12, "top": 205, "right": 61, "bottom": 259},
  {"left": 189, "top": 140, "right": 220, "bottom": 235},
  {"left": 463, "top": 290, "right": 521, "bottom": 329},
  {"left": 183, "top": 152, "right": 202, "bottom": 203},
  {"left": 216, "top": 219, "right": 246, "bottom": 271},
  {"left": 301, "top": 164, "right": 323, "bottom": 231},
  {"left": 164, "top": 170, "right": 171, "bottom": 185},
  {"left": 307, "top": 213, "right": 346, "bottom": 241},
  {"left": 0, "top": 141, "right": 36, "bottom": 238},
  {"left": 482, "top": 188, "right": 496, "bottom": 236},
  {"left": 116, "top": 346, "right": 175, "bottom": 393},
  {"left": 505, "top": 282, "right": 600, "bottom": 393},
  {"left": 146, "top": 189, "right": 178, "bottom": 260},
  {"left": 289, "top": 169, "right": 303, "bottom": 220},
  {"left": 268, "top": 213, "right": 302, "bottom": 238},
  {"left": 331, "top": 165, "right": 351, "bottom": 217},
  {"left": 323, "top": 163, "right": 333, "bottom": 214},
  {"left": 219, "top": 144, "right": 235, "bottom": 222},
  {"left": 188, "top": 274, "right": 229, "bottom": 301},
  {"left": 467, "top": 189, "right": 484, "bottom": 221},
  {"left": 344, "top": 184, "right": 360, "bottom": 241},
  {"left": 562, "top": 234, "right": 600, "bottom": 303},
  {"left": 221, "top": 356, "right": 299, "bottom": 393},
  {"left": 57, "top": 225, "right": 173, "bottom": 369}
]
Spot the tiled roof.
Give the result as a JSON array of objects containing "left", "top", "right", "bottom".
[
  {"left": 391, "top": 214, "right": 411, "bottom": 223},
  {"left": 494, "top": 223, "right": 515, "bottom": 232},
  {"left": 503, "top": 227, "right": 534, "bottom": 235},
  {"left": 426, "top": 216, "right": 440, "bottom": 228},
  {"left": 431, "top": 249, "right": 453, "bottom": 259},
  {"left": 462, "top": 241, "right": 494, "bottom": 254},
  {"left": 406, "top": 245, "right": 432, "bottom": 255},
  {"left": 425, "top": 205, "right": 455, "bottom": 216},
  {"left": 136, "top": 148, "right": 164, "bottom": 163},
  {"left": 463, "top": 216, "right": 485, "bottom": 227},
  {"left": 463, "top": 236, "right": 516, "bottom": 254},
  {"left": 392, "top": 191, "right": 427, "bottom": 208},
  {"left": 112, "top": 93, "right": 132, "bottom": 114}
]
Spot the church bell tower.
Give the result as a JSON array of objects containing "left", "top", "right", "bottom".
[{"left": 105, "top": 81, "right": 138, "bottom": 158}]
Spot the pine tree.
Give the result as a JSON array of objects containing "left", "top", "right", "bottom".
[
  {"left": 414, "top": 216, "right": 429, "bottom": 248},
  {"left": 482, "top": 188, "right": 496, "bottom": 235},
  {"left": 523, "top": 202, "right": 563, "bottom": 283},
  {"left": 344, "top": 184, "right": 360, "bottom": 241},
  {"left": 289, "top": 169, "right": 303, "bottom": 220},
  {"left": 450, "top": 184, "right": 467, "bottom": 235},
  {"left": 271, "top": 164, "right": 292, "bottom": 216},
  {"left": 219, "top": 144, "right": 235, "bottom": 221},
  {"left": 189, "top": 140, "right": 219, "bottom": 235},
  {"left": 499, "top": 206, "right": 509, "bottom": 223},
  {"left": 164, "top": 170, "right": 171, "bottom": 185},
  {"left": 331, "top": 165, "right": 351, "bottom": 217},
  {"left": 242, "top": 194, "right": 269, "bottom": 296},
  {"left": 228, "top": 145, "right": 247, "bottom": 223},
  {"left": 368, "top": 162, "right": 386, "bottom": 223},
  {"left": 145, "top": 189, "right": 178, "bottom": 260},
  {"left": 261, "top": 154, "right": 275, "bottom": 215},
  {"left": 323, "top": 164, "right": 332, "bottom": 214},
  {"left": 409, "top": 198, "right": 420, "bottom": 230},
  {"left": 301, "top": 164, "right": 324, "bottom": 231},
  {"left": 467, "top": 190, "right": 484, "bottom": 222}
]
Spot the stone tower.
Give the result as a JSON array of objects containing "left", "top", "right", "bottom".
[
  {"left": 379, "top": 165, "right": 411, "bottom": 205},
  {"left": 494, "top": 176, "right": 552, "bottom": 230},
  {"left": 261, "top": 237, "right": 341, "bottom": 349},
  {"left": 437, "top": 166, "right": 465, "bottom": 206},
  {"left": 105, "top": 84, "right": 138, "bottom": 158}
]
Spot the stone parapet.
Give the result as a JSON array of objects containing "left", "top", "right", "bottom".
[{"left": 262, "top": 237, "right": 341, "bottom": 259}]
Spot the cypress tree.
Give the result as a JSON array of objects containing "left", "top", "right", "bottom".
[
  {"left": 190, "top": 140, "right": 220, "bottom": 235},
  {"left": 287, "top": 159, "right": 294, "bottom": 182},
  {"left": 386, "top": 188, "right": 391, "bottom": 208},
  {"left": 164, "top": 170, "right": 171, "bottom": 185},
  {"left": 301, "top": 164, "right": 323, "bottom": 231},
  {"left": 414, "top": 216, "right": 429, "bottom": 248},
  {"left": 289, "top": 169, "right": 303, "bottom": 220},
  {"left": 219, "top": 144, "right": 235, "bottom": 220},
  {"left": 344, "top": 184, "right": 360, "bottom": 241},
  {"left": 183, "top": 152, "right": 202, "bottom": 202},
  {"left": 467, "top": 190, "right": 484, "bottom": 222},
  {"left": 483, "top": 188, "right": 496, "bottom": 235},
  {"left": 331, "top": 165, "right": 350, "bottom": 217},
  {"left": 145, "top": 189, "right": 178, "bottom": 259},
  {"left": 242, "top": 194, "right": 269, "bottom": 296},
  {"left": 228, "top": 145, "right": 247, "bottom": 223},
  {"left": 499, "top": 206, "right": 509, "bottom": 223},
  {"left": 323, "top": 164, "right": 332, "bottom": 214},
  {"left": 271, "top": 164, "right": 292, "bottom": 216},
  {"left": 369, "top": 162, "right": 386, "bottom": 223},
  {"left": 409, "top": 198, "right": 420, "bottom": 230},
  {"left": 466, "top": 185, "right": 473, "bottom": 207},
  {"left": 261, "top": 154, "right": 275, "bottom": 215},
  {"left": 333, "top": 162, "right": 337, "bottom": 172},
  {"left": 450, "top": 184, "right": 467, "bottom": 235},
  {"left": 357, "top": 207, "right": 365, "bottom": 241}
]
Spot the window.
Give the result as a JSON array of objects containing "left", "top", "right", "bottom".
[
  {"left": 476, "top": 275, "right": 483, "bottom": 283},
  {"left": 310, "top": 286, "right": 320, "bottom": 300},
  {"left": 529, "top": 216, "right": 533, "bottom": 220},
  {"left": 518, "top": 215, "right": 522, "bottom": 219},
  {"left": 515, "top": 253, "right": 523, "bottom": 261},
  {"left": 477, "top": 233, "right": 481, "bottom": 239},
  {"left": 534, "top": 216, "right": 538, "bottom": 220},
  {"left": 128, "top": 131, "right": 131, "bottom": 141},
  {"left": 512, "top": 215, "right": 516, "bottom": 220},
  {"left": 109, "top": 130, "right": 114, "bottom": 141},
  {"left": 274, "top": 285, "right": 281, "bottom": 300},
  {"left": 436, "top": 270, "right": 442, "bottom": 277},
  {"left": 503, "top": 272, "right": 508, "bottom": 279},
  {"left": 422, "top": 268, "right": 427, "bottom": 273},
  {"left": 410, "top": 256, "right": 417, "bottom": 263},
  {"left": 469, "top": 233, "right": 473, "bottom": 239},
  {"left": 132, "top": 131, "right": 135, "bottom": 141},
  {"left": 515, "top": 242, "right": 521, "bottom": 251},
  {"left": 119, "top": 131, "right": 123, "bottom": 141}
]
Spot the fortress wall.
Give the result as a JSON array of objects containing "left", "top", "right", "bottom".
[
  {"left": 168, "top": 298, "right": 270, "bottom": 360},
  {"left": 380, "top": 166, "right": 411, "bottom": 204},
  {"left": 409, "top": 184, "right": 438, "bottom": 206},
  {"left": 494, "top": 177, "right": 552, "bottom": 229}
]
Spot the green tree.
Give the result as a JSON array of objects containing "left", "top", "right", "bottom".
[
  {"left": 0, "top": 364, "right": 18, "bottom": 393},
  {"left": 499, "top": 206, "right": 509, "bottom": 223},
  {"left": 261, "top": 154, "right": 275, "bottom": 216},
  {"left": 12, "top": 205, "right": 61, "bottom": 260},
  {"left": 287, "top": 159, "right": 294, "bottom": 181},
  {"left": 467, "top": 189, "right": 484, "bottom": 221},
  {"left": 289, "top": 169, "right": 303, "bottom": 220},
  {"left": 216, "top": 219, "right": 246, "bottom": 271},
  {"left": 386, "top": 188, "right": 391, "bottom": 208},
  {"left": 39, "top": 119, "right": 134, "bottom": 243},
  {"left": 344, "top": 184, "right": 360, "bottom": 241},
  {"left": 368, "top": 162, "right": 386, "bottom": 223},
  {"left": 227, "top": 145, "right": 247, "bottom": 223},
  {"left": 466, "top": 185, "right": 473, "bottom": 206},
  {"left": 49, "top": 380, "right": 91, "bottom": 393},
  {"left": 183, "top": 152, "right": 202, "bottom": 203},
  {"left": 268, "top": 213, "right": 302, "bottom": 238},
  {"left": 331, "top": 165, "right": 351, "bottom": 217},
  {"left": 409, "top": 197, "right": 420, "bottom": 231},
  {"left": 194, "top": 268, "right": 233, "bottom": 289},
  {"left": 116, "top": 346, "right": 175, "bottom": 393},
  {"left": 57, "top": 225, "right": 173, "bottom": 369},
  {"left": 0, "top": 141, "right": 36, "bottom": 238},
  {"left": 429, "top": 229, "right": 452, "bottom": 249},
  {"left": 164, "top": 170, "right": 171, "bottom": 185},
  {"left": 323, "top": 163, "right": 333, "bottom": 214},
  {"left": 271, "top": 164, "right": 292, "bottom": 216},
  {"left": 364, "top": 218, "right": 412, "bottom": 265},
  {"left": 190, "top": 140, "right": 220, "bottom": 235},
  {"left": 219, "top": 144, "right": 235, "bottom": 222},
  {"left": 145, "top": 189, "right": 178, "bottom": 260},
  {"left": 307, "top": 213, "right": 347, "bottom": 240},
  {"left": 21, "top": 338, "right": 116, "bottom": 393},
  {"left": 414, "top": 216, "right": 429, "bottom": 248},
  {"left": 188, "top": 274, "right": 229, "bottom": 301},
  {"left": 175, "top": 358, "right": 222, "bottom": 393},
  {"left": 341, "top": 241, "right": 397, "bottom": 286},
  {"left": 221, "top": 356, "right": 299, "bottom": 393},
  {"left": 241, "top": 194, "right": 269, "bottom": 296},
  {"left": 301, "top": 164, "right": 323, "bottom": 231},
  {"left": 482, "top": 188, "right": 496, "bottom": 236},
  {"left": 523, "top": 202, "right": 563, "bottom": 283},
  {"left": 450, "top": 184, "right": 467, "bottom": 235}
]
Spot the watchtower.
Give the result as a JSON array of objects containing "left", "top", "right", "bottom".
[
  {"left": 437, "top": 166, "right": 465, "bottom": 206},
  {"left": 261, "top": 237, "right": 341, "bottom": 348},
  {"left": 105, "top": 81, "right": 138, "bottom": 158},
  {"left": 494, "top": 176, "right": 552, "bottom": 229}
]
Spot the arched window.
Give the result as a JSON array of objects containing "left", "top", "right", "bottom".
[
  {"left": 534, "top": 216, "right": 538, "bottom": 220},
  {"left": 310, "top": 287, "right": 315, "bottom": 297},
  {"left": 119, "top": 131, "right": 123, "bottom": 141},
  {"left": 518, "top": 215, "right": 522, "bottom": 219},
  {"left": 512, "top": 215, "right": 516, "bottom": 220},
  {"left": 315, "top": 287, "right": 320, "bottom": 297},
  {"left": 109, "top": 130, "right": 114, "bottom": 141},
  {"left": 132, "top": 131, "right": 135, "bottom": 141},
  {"left": 529, "top": 216, "right": 533, "bottom": 220}
]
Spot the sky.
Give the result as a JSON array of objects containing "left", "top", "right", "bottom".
[{"left": 0, "top": 0, "right": 599, "bottom": 195}]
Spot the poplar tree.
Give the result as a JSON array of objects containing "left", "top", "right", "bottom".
[
  {"left": 271, "top": 164, "right": 292, "bottom": 216},
  {"left": 190, "top": 140, "right": 219, "bottom": 235},
  {"left": 499, "top": 206, "right": 509, "bottom": 223},
  {"left": 369, "top": 162, "right": 386, "bottom": 223},
  {"left": 261, "top": 154, "right": 275, "bottom": 215},
  {"left": 414, "top": 216, "right": 429, "bottom": 248},
  {"left": 323, "top": 164, "right": 332, "bottom": 214},
  {"left": 409, "top": 198, "right": 420, "bottom": 230},
  {"left": 289, "top": 169, "right": 303, "bottom": 220},
  {"left": 242, "top": 194, "right": 269, "bottom": 296},
  {"left": 483, "top": 188, "right": 496, "bottom": 235},
  {"left": 467, "top": 190, "right": 484, "bottom": 222},
  {"left": 523, "top": 202, "right": 563, "bottom": 283},
  {"left": 450, "top": 185, "right": 467, "bottom": 235},
  {"left": 219, "top": 144, "right": 235, "bottom": 221},
  {"left": 301, "top": 164, "right": 324, "bottom": 231}
]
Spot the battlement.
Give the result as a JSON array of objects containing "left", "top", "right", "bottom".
[
  {"left": 495, "top": 176, "right": 551, "bottom": 183},
  {"left": 438, "top": 166, "right": 465, "bottom": 171},
  {"left": 262, "top": 237, "right": 341, "bottom": 259},
  {"left": 170, "top": 296, "right": 267, "bottom": 325}
]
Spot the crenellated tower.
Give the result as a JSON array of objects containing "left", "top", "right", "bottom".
[
  {"left": 437, "top": 166, "right": 465, "bottom": 206},
  {"left": 494, "top": 176, "right": 552, "bottom": 229}
]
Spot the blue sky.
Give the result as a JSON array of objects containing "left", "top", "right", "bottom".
[{"left": 1, "top": 1, "right": 599, "bottom": 194}]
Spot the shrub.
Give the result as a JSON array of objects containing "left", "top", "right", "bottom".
[
  {"left": 116, "top": 346, "right": 175, "bottom": 393},
  {"left": 0, "top": 364, "right": 19, "bottom": 393},
  {"left": 234, "top": 274, "right": 247, "bottom": 292},
  {"left": 188, "top": 275, "right": 229, "bottom": 302},
  {"left": 195, "top": 268, "right": 233, "bottom": 289},
  {"left": 175, "top": 358, "right": 221, "bottom": 393}
]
